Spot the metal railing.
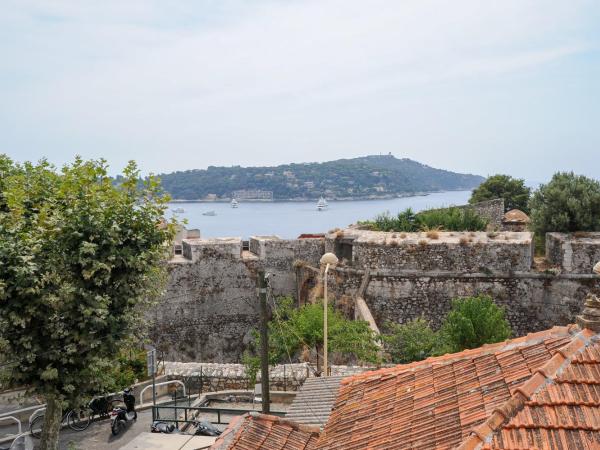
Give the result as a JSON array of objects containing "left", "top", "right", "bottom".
[
  {"left": 139, "top": 380, "right": 187, "bottom": 405},
  {"left": 0, "top": 416, "right": 21, "bottom": 435},
  {"left": 152, "top": 405, "right": 285, "bottom": 427}
]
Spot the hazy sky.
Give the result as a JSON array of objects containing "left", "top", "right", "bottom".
[{"left": 1, "top": 1, "right": 599, "bottom": 180}]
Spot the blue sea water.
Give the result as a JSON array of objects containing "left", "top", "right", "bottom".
[{"left": 168, "top": 190, "right": 472, "bottom": 239}]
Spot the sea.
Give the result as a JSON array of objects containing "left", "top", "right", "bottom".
[{"left": 167, "top": 190, "right": 472, "bottom": 239}]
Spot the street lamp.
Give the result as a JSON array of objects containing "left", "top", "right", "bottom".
[{"left": 320, "top": 252, "right": 338, "bottom": 377}]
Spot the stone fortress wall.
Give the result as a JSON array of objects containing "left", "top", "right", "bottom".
[{"left": 153, "top": 223, "right": 600, "bottom": 362}]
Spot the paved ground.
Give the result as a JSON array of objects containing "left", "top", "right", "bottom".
[{"left": 56, "top": 409, "right": 154, "bottom": 450}]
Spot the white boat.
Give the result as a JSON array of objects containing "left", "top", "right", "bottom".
[
  {"left": 317, "top": 197, "right": 328, "bottom": 211},
  {"left": 202, "top": 211, "right": 217, "bottom": 216},
  {"left": 231, "top": 199, "right": 239, "bottom": 208},
  {"left": 172, "top": 207, "right": 185, "bottom": 213}
]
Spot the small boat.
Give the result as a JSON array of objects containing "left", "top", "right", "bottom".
[
  {"left": 317, "top": 197, "right": 328, "bottom": 211},
  {"left": 202, "top": 211, "right": 217, "bottom": 216},
  {"left": 172, "top": 207, "right": 185, "bottom": 213},
  {"left": 231, "top": 199, "right": 239, "bottom": 208}
]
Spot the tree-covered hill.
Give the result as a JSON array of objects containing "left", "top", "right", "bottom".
[{"left": 157, "top": 154, "right": 484, "bottom": 200}]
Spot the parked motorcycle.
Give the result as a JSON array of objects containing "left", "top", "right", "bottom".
[
  {"left": 192, "top": 420, "right": 222, "bottom": 437},
  {"left": 151, "top": 421, "right": 179, "bottom": 434},
  {"left": 110, "top": 387, "right": 137, "bottom": 436},
  {"left": 150, "top": 419, "right": 221, "bottom": 436}
]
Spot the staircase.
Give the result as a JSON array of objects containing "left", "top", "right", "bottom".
[{"left": 285, "top": 376, "right": 343, "bottom": 427}]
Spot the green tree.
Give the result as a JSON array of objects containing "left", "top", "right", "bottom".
[
  {"left": 436, "top": 296, "right": 511, "bottom": 354},
  {"left": 0, "top": 156, "right": 173, "bottom": 450},
  {"left": 382, "top": 318, "right": 437, "bottom": 364},
  {"left": 529, "top": 172, "right": 600, "bottom": 235},
  {"left": 469, "top": 174, "right": 531, "bottom": 212},
  {"left": 244, "top": 297, "right": 380, "bottom": 381}
]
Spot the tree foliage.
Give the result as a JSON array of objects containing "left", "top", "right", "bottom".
[
  {"left": 437, "top": 296, "right": 511, "bottom": 354},
  {"left": 243, "top": 297, "right": 380, "bottom": 382},
  {"left": 382, "top": 296, "right": 511, "bottom": 363},
  {"left": 0, "top": 156, "right": 173, "bottom": 450},
  {"left": 529, "top": 172, "right": 600, "bottom": 235},
  {"left": 382, "top": 318, "right": 437, "bottom": 364},
  {"left": 362, "top": 206, "right": 488, "bottom": 232},
  {"left": 469, "top": 174, "right": 531, "bottom": 212}
]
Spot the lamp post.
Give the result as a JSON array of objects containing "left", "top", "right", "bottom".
[{"left": 320, "top": 252, "right": 338, "bottom": 377}]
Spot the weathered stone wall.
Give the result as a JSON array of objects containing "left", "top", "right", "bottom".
[
  {"left": 326, "top": 230, "right": 533, "bottom": 272},
  {"left": 467, "top": 198, "right": 505, "bottom": 228},
  {"left": 250, "top": 236, "right": 324, "bottom": 297},
  {"left": 163, "top": 362, "right": 372, "bottom": 392},
  {"left": 326, "top": 268, "right": 600, "bottom": 336},
  {"left": 151, "top": 239, "right": 260, "bottom": 363},
  {"left": 546, "top": 232, "right": 600, "bottom": 274},
  {"left": 153, "top": 236, "right": 324, "bottom": 363},
  {"left": 154, "top": 227, "right": 600, "bottom": 364}
]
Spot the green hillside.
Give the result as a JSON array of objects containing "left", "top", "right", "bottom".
[{"left": 157, "top": 154, "right": 484, "bottom": 200}]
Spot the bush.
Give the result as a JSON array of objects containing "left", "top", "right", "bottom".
[
  {"left": 469, "top": 174, "right": 531, "bottom": 212},
  {"left": 529, "top": 172, "right": 600, "bottom": 235},
  {"left": 417, "top": 207, "right": 487, "bottom": 231},
  {"left": 382, "top": 318, "right": 437, "bottom": 364},
  {"left": 243, "top": 297, "right": 381, "bottom": 381},
  {"left": 362, "top": 207, "right": 487, "bottom": 232},
  {"left": 436, "top": 296, "right": 511, "bottom": 354}
]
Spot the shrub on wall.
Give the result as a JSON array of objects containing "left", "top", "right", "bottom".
[
  {"left": 382, "top": 318, "right": 437, "bottom": 364},
  {"left": 361, "top": 206, "right": 488, "bottom": 232},
  {"left": 382, "top": 295, "right": 512, "bottom": 363},
  {"left": 469, "top": 174, "right": 531, "bottom": 212},
  {"left": 529, "top": 172, "right": 600, "bottom": 235},
  {"left": 436, "top": 295, "right": 511, "bottom": 354}
]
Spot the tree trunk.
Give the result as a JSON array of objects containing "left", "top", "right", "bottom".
[{"left": 40, "top": 396, "right": 62, "bottom": 450}]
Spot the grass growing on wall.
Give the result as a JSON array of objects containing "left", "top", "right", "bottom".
[{"left": 360, "top": 206, "right": 488, "bottom": 232}]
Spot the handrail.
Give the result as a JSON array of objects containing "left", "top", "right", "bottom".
[
  {"left": 0, "top": 416, "right": 22, "bottom": 435},
  {"left": 140, "top": 380, "right": 186, "bottom": 405},
  {"left": 152, "top": 404, "right": 285, "bottom": 426}
]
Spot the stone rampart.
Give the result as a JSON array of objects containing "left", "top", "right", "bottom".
[
  {"left": 546, "top": 232, "right": 600, "bottom": 274},
  {"left": 327, "top": 268, "right": 600, "bottom": 336},
  {"left": 154, "top": 227, "right": 600, "bottom": 363},
  {"left": 326, "top": 230, "right": 533, "bottom": 272}
]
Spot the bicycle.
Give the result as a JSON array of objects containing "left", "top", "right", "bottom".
[{"left": 29, "top": 395, "right": 117, "bottom": 438}]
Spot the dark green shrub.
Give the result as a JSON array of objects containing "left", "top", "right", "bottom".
[
  {"left": 436, "top": 296, "right": 511, "bottom": 354},
  {"left": 529, "top": 172, "right": 600, "bottom": 235},
  {"left": 382, "top": 318, "right": 437, "bottom": 363}
]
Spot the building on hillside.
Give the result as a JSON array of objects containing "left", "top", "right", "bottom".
[
  {"left": 209, "top": 291, "right": 600, "bottom": 450},
  {"left": 231, "top": 189, "right": 274, "bottom": 201}
]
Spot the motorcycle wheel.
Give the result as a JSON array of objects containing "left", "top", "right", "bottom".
[{"left": 111, "top": 420, "right": 124, "bottom": 436}]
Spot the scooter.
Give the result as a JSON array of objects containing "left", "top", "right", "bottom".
[
  {"left": 192, "top": 420, "right": 222, "bottom": 437},
  {"left": 150, "top": 419, "right": 221, "bottom": 436},
  {"left": 110, "top": 387, "right": 137, "bottom": 436}
]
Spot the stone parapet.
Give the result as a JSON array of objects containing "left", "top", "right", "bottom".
[{"left": 546, "top": 232, "right": 600, "bottom": 274}]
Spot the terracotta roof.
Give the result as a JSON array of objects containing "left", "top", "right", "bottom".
[
  {"left": 211, "top": 412, "right": 320, "bottom": 450},
  {"left": 463, "top": 328, "right": 600, "bottom": 450},
  {"left": 316, "top": 326, "right": 585, "bottom": 450},
  {"left": 502, "top": 209, "right": 530, "bottom": 224}
]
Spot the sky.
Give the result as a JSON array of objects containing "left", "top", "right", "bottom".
[{"left": 1, "top": 0, "right": 599, "bottom": 182}]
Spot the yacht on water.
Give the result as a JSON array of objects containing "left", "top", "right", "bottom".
[
  {"left": 231, "top": 199, "right": 239, "bottom": 208},
  {"left": 172, "top": 207, "right": 185, "bottom": 214},
  {"left": 202, "top": 211, "right": 217, "bottom": 216},
  {"left": 317, "top": 197, "right": 328, "bottom": 211}
]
